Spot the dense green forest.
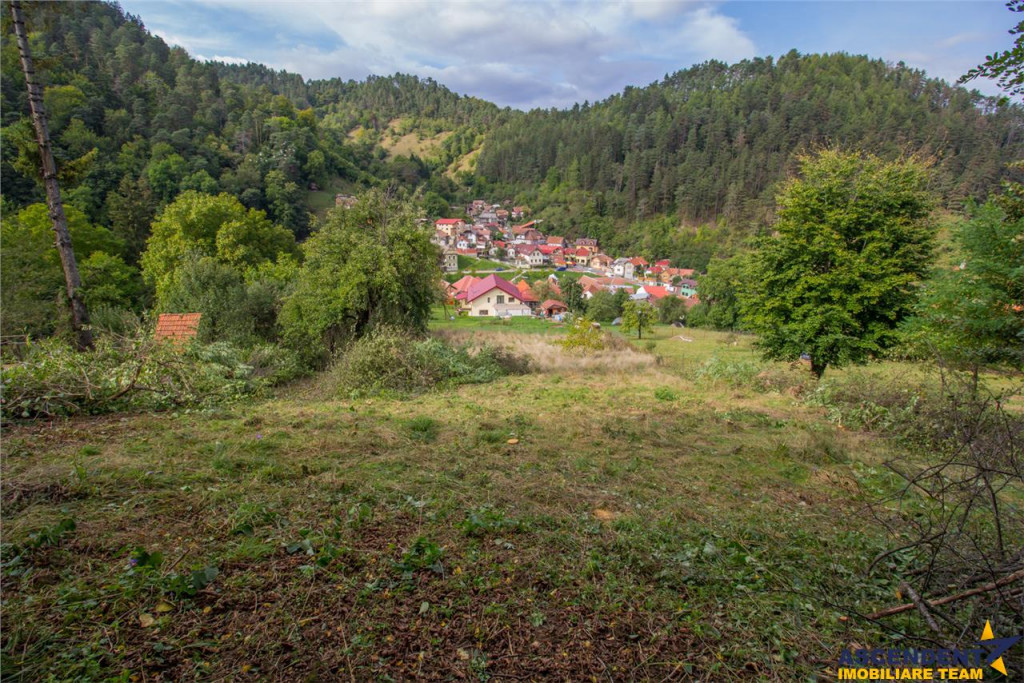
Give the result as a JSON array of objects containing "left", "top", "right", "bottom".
[{"left": 2, "top": 0, "right": 1022, "bottom": 337}]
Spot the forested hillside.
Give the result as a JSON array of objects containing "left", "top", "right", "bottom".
[
  {"left": 476, "top": 54, "right": 1022, "bottom": 230},
  {"left": 2, "top": 1, "right": 1022, "bottom": 266}
]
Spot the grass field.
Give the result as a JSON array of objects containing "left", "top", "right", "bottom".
[
  {"left": 2, "top": 322, "right": 1004, "bottom": 679},
  {"left": 455, "top": 255, "right": 508, "bottom": 272}
]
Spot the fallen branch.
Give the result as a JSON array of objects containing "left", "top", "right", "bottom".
[
  {"left": 900, "top": 581, "right": 944, "bottom": 638},
  {"left": 868, "top": 569, "right": 1024, "bottom": 619}
]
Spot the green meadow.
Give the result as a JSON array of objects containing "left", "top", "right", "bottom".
[{"left": 3, "top": 317, "right": 986, "bottom": 680}]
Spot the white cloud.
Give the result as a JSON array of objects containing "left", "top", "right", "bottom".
[
  {"left": 195, "top": 54, "right": 250, "bottom": 65},
  {"left": 938, "top": 31, "right": 986, "bottom": 49},
  {"left": 677, "top": 6, "right": 756, "bottom": 63},
  {"left": 129, "top": 0, "right": 758, "bottom": 108}
]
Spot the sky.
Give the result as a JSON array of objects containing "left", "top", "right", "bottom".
[{"left": 118, "top": 0, "right": 1014, "bottom": 110}]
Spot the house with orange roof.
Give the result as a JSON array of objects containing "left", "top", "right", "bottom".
[
  {"left": 515, "top": 280, "right": 541, "bottom": 312},
  {"left": 659, "top": 267, "right": 696, "bottom": 284}
]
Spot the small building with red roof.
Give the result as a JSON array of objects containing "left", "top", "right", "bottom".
[{"left": 541, "top": 300, "right": 568, "bottom": 318}]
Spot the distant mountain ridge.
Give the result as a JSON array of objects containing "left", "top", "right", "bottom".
[{"left": 2, "top": 0, "right": 1020, "bottom": 250}]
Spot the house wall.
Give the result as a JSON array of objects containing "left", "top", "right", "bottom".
[{"left": 468, "top": 287, "right": 524, "bottom": 317}]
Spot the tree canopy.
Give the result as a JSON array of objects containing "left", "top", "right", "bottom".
[
  {"left": 141, "top": 191, "right": 296, "bottom": 307},
  {"left": 1, "top": 202, "right": 134, "bottom": 337},
  {"left": 740, "top": 150, "right": 935, "bottom": 377},
  {"left": 621, "top": 300, "right": 656, "bottom": 340},
  {"left": 279, "top": 192, "right": 441, "bottom": 366},
  {"left": 902, "top": 200, "right": 1024, "bottom": 372}
]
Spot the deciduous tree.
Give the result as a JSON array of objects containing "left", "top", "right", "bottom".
[
  {"left": 141, "top": 191, "right": 296, "bottom": 306},
  {"left": 279, "top": 192, "right": 441, "bottom": 365},
  {"left": 740, "top": 150, "right": 934, "bottom": 378},
  {"left": 621, "top": 300, "right": 656, "bottom": 340}
]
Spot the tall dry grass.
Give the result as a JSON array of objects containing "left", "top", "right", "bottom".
[{"left": 433, "top": 329, "right": 658, "bottom": 374}]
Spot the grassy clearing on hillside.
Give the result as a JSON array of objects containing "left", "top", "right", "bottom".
[
  {"left": 2, "top": 324, "right": 1017, "bottom": 679},
  {"left": 455, "top": 255, "right": 507, "bottom": 271}
]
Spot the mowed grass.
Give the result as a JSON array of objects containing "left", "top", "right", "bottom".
[{"left": 2, "top": 327, "right": 932, "bottom": 680}]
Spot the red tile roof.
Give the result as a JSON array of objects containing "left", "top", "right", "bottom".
[
  {"left": 451, "top": 275, "right": 479, "bottom": 297},
  {"left": 155, "top": 313, "right": 201, "bottom": 344},
  {"left": 541, "top": 299, "right": 567, "bottom": 313},
  {"left": 465, "top": 274, "right": 523, "bottom": 304},
  {"left": 435, "top": 218, "right": 465, "bottom": 225},
  {"left": 642, "top": 285, "right": 670, "bottom": 300}
]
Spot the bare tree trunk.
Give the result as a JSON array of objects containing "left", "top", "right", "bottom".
[{"left": 10, "top": 0, "right": 93, "bottom": 350}]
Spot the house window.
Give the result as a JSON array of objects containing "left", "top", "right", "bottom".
[
  {"left": 487, "top": 297, "right": 491, "bottom": 303},
  {"left": 479, "top": 310, "right": 488, "bottom": 316},
  {"left": 497, "top": 295, "right": 505, "bottom": 304}
]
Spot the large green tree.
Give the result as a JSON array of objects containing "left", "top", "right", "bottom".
[
  {"left": 585, "top": 290, "right": 622, "bottom": 322},
  {"left": 740, "top": 150, "right": 935, "bottom": 378},
  {"left": 279, "top": 192, "right": 441, "bottom": 365}
]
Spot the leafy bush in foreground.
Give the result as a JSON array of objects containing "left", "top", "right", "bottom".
[
  {"left": 1, "top": 335, "right": 305, "bottom": 419},
  {"left": 329, "top": 327, "right": 529, "bottom": 397}
]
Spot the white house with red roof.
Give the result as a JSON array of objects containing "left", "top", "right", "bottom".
[{"left": 464, "top": 274, "right": 532, "bottom": 317}]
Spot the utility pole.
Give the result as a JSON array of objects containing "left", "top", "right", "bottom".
[{"left": 10, "top": 0, "right": 93, "bottom": 350}]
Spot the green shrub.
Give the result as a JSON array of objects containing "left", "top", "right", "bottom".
[
  {"left": 329, "top": 327, "right": 529, "bottom": 397},
  {"left": 243, "top": 344, "right": 307, "bottom": 385},
  {"left": 1, "top": 333, "right": 298, "bottom": 419},
  {"left": 693, "top": 355, "right": 763, "bottom": 386},
  {"left": 654, "top": 387, "right": 677, "bottom": 401},
  {"left": 560, "top": 316, "right": 605, "bottom": 353},
  {"left": 803, "top": 371, "right": 939, "bottom": 434}
]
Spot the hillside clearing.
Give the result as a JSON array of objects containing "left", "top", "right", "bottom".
[{"left": 0, "top": 325, "right": 950, "bottom": 680}]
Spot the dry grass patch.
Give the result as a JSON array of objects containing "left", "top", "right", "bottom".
[{"left": 435, "top": 329, "right": 658, "bottom": 374}]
